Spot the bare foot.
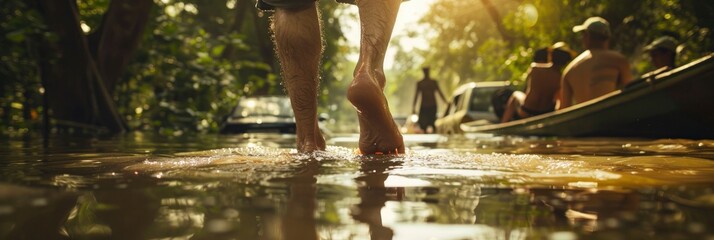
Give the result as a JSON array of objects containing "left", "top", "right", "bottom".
[
  {"left": 347, "top": 66, "right": 404, "bottom": 155},
  {"left": 296, "top": 123, "right": 325, "bottom": 153}
]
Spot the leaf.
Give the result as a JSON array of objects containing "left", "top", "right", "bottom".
[{"left": 5, "top": 30, "right": 25, "bottom": 43}]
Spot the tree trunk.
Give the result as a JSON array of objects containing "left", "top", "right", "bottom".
[
  {"left": 34, "top": 0, "right": 152, "bottom": 133},
  {"left": 93, "top": 0, "right": 153, "bottom": 94},
  {"left": 36, "top": 0, "right": 100, "bottom": 130}
]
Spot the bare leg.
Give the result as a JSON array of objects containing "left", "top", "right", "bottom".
[
  {"left": 501, "top": 91, "right": 525, "bottom": 123},
  {"left": 273, "top": 4, "right": 325, "bottom": 152},
  {"left": 347, "top": 0, "right": 404, "bottom": 154}
]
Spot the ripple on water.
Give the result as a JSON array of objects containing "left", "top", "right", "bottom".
[{"left": 113, "top": 146, "right": 714, "bottom": 188}]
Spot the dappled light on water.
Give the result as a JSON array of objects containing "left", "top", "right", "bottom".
[{"left": 1, "top": 134, "right": 714, "bottom": 239}]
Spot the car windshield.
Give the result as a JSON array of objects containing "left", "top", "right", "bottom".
[
  {"left": 469, "top": 87, "right": 498, "bottom": 112},
  {"left": 231, "top": 97, "right": 293, "bottom": 118}
]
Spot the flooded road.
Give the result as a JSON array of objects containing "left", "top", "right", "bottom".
[{"left": 1, "top": 133, "right": 713, "bottom": 239}]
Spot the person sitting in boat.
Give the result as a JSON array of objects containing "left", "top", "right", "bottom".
[
  {"left": 559, "top": 17, "right": 633, "bottom": 109},
  {"left": 500, "top": 43, "right": 576, "bottom": 122},
  {"left": 644, "top": 36, "right": 677, "bottom": 70}
]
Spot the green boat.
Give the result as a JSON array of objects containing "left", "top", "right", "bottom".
[{"left": 461, "top": 53, "right": 714, "bottom": 139}]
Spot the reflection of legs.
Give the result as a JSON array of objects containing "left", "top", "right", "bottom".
[
  {"left": 353, "top": 159, "right": 398, "bottom": 239},
  {"left": 282, "top": 160, "right": 319, "bottom": 240},
  {"left": 273, "top": 4, "right": 325, "bottom": 152},
  {"left": 348, "top": 0, "right": 404, "bottom": 154},
  {"left": 500, "top": 91, "right": 525, "bottom": 123}
]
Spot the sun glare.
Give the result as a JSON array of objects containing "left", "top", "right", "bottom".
[{"left": 340, "top": 0, "right": 437, "bottom": 68}]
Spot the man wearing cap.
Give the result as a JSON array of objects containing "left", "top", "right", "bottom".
[
  {"left": 644, "top": 36, "right": 677, "bottom": 70},
  {"left": 559, "top": 17, "right": 633, "bottom": 109}
]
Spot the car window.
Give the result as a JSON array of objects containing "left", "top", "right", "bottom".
[
  {"left": 232, "top": 97, "right": 293, "bottom": 118},
  {"left": 469, "top": 87, "right": 497, "bottom": 112}
]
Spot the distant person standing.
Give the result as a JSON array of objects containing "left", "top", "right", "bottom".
[
  {"left": 559, "top": 16, "right": 633, "bottom": 109},
  {"left": 412, "top": 67, "right": 446, "bottom": 133},
  {"left": 644, "top": 36, "right": 677, "bottom": 70}
]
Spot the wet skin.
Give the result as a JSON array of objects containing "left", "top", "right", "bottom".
[
  {"left": 348, "top": 65, "right": 405, "bottom": 154},
  {"left": 560, "top": 33, "right": 632, "bottom": 109},
  {"left": 273, "top": 0, "right": 404, "bottom": 154}
]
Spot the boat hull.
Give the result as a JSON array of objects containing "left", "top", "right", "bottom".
[{"left": 461, "top": 54, "right": 714, "bottom": 139}]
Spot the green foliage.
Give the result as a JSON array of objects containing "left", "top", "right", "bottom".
[
  {"left": 0, "top": 0, "right": 352, "bottom": 136},
  {"left": 117, "top": 0, "right": 351, "bottom": 135},
  {"left": 118, "top": 0, "right": 254, "bottom": 135},
  {"left": 77, "top": 0, "right": 110, "bottom": 30},
  {"left": 0, "top": 0, "right": 49, "bottom": 135},
  {"left": 316, "top": 3, "right": 356, "bottom": 132}
]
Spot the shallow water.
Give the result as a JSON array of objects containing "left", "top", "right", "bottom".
[{"left": 1, "top": 133, "right": 714, "bottom": 240}]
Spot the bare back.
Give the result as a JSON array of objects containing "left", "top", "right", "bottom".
[
  {"left": 523, "top": 65, "right": 561, "bottom": 112},
  {"left": 560, "top": 50, "right": 632, "bottom": 108}
]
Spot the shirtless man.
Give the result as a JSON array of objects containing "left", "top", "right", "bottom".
[
  {"left": 412, "top": 67, "right": 446, "bottom": 133},
  {"left": 501, "top": 45, "right": 575, "bottom": 122},
  {"left": 262, "top": 0, "right": 404, "bottom": 154},
  {"left": 559, "top": 17, "right": 633, "bottom": 109}
]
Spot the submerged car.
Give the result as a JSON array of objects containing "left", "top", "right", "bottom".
[
  {"left": 220, "top": 96, "right": 330, "bottom": 135},
  {"left": 435, "top": 81, "right": 511, "bottom": 134},
  {"left": 220, "top": 96, "right": 297, "bottom": 134}
]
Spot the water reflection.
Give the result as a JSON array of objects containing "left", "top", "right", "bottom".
[
  {"left": 0, "top": 184, "right": 78, "bottom": 239},
  {"left": 1, "top": 133, "right": 714, "bottom": 239},
  {"left": 352, "top": 158, "right": 402, "bottom": 240},
  {"left": 280, "top": 159, "right": 320, "bottom": 240}
]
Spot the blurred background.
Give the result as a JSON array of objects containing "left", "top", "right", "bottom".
[{"left": 2, "top": 0, "right": 714, "bottom": 136}]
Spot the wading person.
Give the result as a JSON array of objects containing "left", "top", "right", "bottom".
[
  {"left": 259, "top": 0, "right": 404, "bottom": 154},
  {"left": 559, "top": 16, "right": 633, "bottom": 109},
  {"left": 501, "top": 44, "right": 575, "bottom": 122},
  {"left": 411, "top": 67, "right": 446, "bottom": 133},
  {"left": 644, "top": 36, "right": 677, "bottom": 70}
]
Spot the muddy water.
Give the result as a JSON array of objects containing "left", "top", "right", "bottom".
[{"left": 1, "top": 133, "right": 713, "bottom": 239}]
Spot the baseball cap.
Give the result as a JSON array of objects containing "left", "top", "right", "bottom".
[
  {"left": 644, "top": 36, "right": 677, "bottom": 52},
  {"left": 551, "top": 42, "right": 577, "bottom": 58},
  {"left": 572, "top": 17, "right": 611, "bottom": 37}
]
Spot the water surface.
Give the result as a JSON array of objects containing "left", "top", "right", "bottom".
[{"left": 1, "top": 133, "right": 713, "bottom": 239}]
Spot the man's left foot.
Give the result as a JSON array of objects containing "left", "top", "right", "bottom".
[{"left": 347, "top": 66, "right": 404, "bottom": 155}]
